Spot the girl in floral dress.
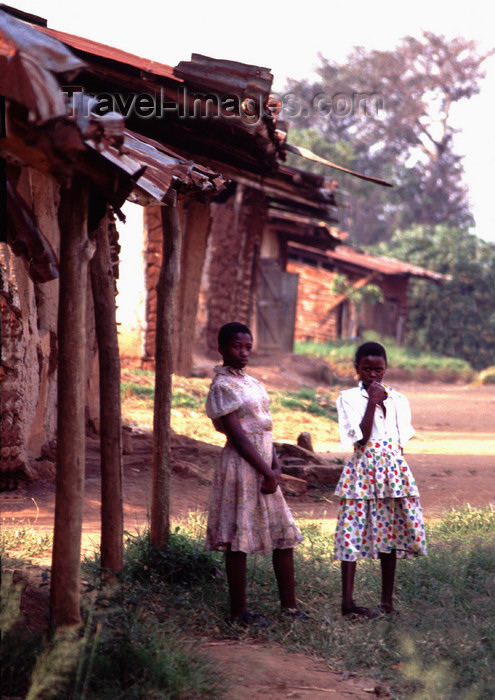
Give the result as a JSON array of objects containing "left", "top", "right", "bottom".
[
  {"left": 334, "top": 341, "right": 427, "bottom": 619},
  {"left": 205, "top": 322, "right": 304, "bottom": 624}
]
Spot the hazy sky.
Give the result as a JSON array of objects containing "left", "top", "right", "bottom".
[{"left": 8, "top": 0, "right": 495, "bottom": 242}]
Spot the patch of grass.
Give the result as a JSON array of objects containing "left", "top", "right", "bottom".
[
  {"left": 103, "top": 506, "right": 494, "bottom": 700},
  {"left": 9, "top": 507, "right": 495, "bottom": 698},
  {"left": 1, "top": 568, "right": 46, "bottom": 698},
  {"left": 120, "top": 370, "right": 341, "bottom": 448},
  {"left": 477, "top": 365, "right": 495, "bottom": 384},
  {"left": 0, "top": 518, "right": 52, "bottom": 560},
  {"left": 80, "top": 614, "right": 225, "bottom": 700},
  {"left": 295, "top": 333, "right": 474, "bottom": 383},
  {"left": 121, "top": 381, "right": 155, "bottom": 400},
  {"left": 121, "top": 526, "right": 221, "bottom": 586},
  {"left": 25, "top": 611, "right": 225, "bottom": 700},
  {"left": 121, "top": 372, "right": 210, "bottom": 410},
  {"left": 269, "top": 387, "right": 338, "bottom": 420}
]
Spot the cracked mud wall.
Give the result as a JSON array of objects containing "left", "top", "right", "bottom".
[{"left": 1, "top": 169, "right": 60, "bottom": 487}]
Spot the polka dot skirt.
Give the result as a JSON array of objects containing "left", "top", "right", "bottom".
[
  {"left": 334, "top": 496, "right": 427, "bottom": 560},
  {"left": 334, "top": 439, "right": 427, "bottom": 560}
]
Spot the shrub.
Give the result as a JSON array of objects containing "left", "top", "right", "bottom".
[{"left": 477, "top": 366, "right": 495, "bottom": 385}]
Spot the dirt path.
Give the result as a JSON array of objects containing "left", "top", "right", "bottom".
[{"left": 2, "top": 377, "right": 495, "bottom": 699}]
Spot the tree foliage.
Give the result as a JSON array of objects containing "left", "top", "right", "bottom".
[
  {"left": 282, "top": 33, "right": 493, "bottom": 244},
  {"left": 376, "top": 226, "right": 495, "bottom": 370}
]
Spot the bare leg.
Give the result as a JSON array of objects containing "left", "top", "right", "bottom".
[
  {"left": 341, "top": 561, "right": 356, "bottom": 614},
  {"left": 273, "top": 547, "right": 297, "bottom": 609},
  {"left": 341, "top": 561, "right": 374, "bottom": 617},
  {"left": 379, "top": 550, "right": 398, "bottom": 613},
  {"left": 225, "top": 548, "right": 247, "bottom": 620}
]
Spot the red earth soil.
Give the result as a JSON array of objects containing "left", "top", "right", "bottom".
[{"left": 2, "top": 363, "right": 495, "bottom": 699}]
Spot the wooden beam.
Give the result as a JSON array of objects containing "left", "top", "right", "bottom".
[
  {"left": 150, "top": 202, "right": 181, "bottom": 548},
  {"left": 50, "top": 176, "right": 94, "bottom": 628},
  {"left": 89, "top": 208, "right": 123, "bottom": 582},
  {"left": 321, "top": 273, "right": 376, "bottom": 322}
]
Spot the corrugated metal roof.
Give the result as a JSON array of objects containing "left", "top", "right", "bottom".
[
  {"left": 23, "top": 21, "right": 284, "bottom": 176},
  {"left": 284, "top": 142, "right": 394, "bottom": 188},
  {"left": 327, "top": 245, "right": 447, "bottom": 280},
  {"left": 0, "top": 8, "right": 229, "bottom": 281},
  {"left": 288, "top": 242, "right": 447, "bottom": 281},
  {"left": 0, "top": 10, "right": 226, "bottom": 201},
  {"left": 38, "top": 24, "right": 179, "bottom": 83},
  {"left": 174, "top": 53, "right": 273, "bottom": 97},
  {"left": 0, "top": 9, "right": 86, "bottom": 122}
]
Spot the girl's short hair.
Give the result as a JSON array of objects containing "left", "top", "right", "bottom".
[
  {"left": 354, "top": 341, "right": 387, "bottom": 366},
  {"left": 218, "top": 322, "right": 252, "bottom": 348}
]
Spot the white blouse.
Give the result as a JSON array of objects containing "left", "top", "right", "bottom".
[{"left": 337, "top": 382, "right": 415, "bottom": 449}]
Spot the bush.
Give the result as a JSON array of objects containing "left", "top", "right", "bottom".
[
  {"left": 477, "top": 366, "right": 495, "bottom": 385},
  {"left": 295, "top": 335, "right": 473, "bottom": 383}
]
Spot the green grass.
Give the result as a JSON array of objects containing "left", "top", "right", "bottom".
[
  {"left": 269, "top": 387, "right": 338, "bottom": 420},
  {"left": 80, "top": 505, "right": 495, "bottom": 699},
  {"left": 0, "top": 519, "right": 52, "bottom": 561},
  {"left": 25, "top": 613, "right": 225, "bottom": 700},
  {"left": 295, "top": 332, "right": 474, "bottom": 382},
  {"left": 121, "top": 378, "right": 208, "bottom": 410},
  {"left": 4, "top": 506, "right": 495, "bottom": 698}
]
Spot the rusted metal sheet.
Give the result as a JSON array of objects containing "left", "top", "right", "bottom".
[
  {"left": 284, "top": 142, "right": 394, "bottom": 188},
  {"left": 174, "top": 53, "right": 273, "bottom": 98},
  {"left": 0, "top": 9, "right": 86, "bottom": 122},
  {"left": 115, "top": 131, "right": 227, "bottom": 205},
  {"left": 0, "top": 10, "right": 226, "bottom": 208},
  {"left": 289, "top": 242, "right": 448, "bottom": 282},
  {"left": 38, "top": 24, "right": 178, "bottom": 82},
  {"left": 21, "top": 19, "right": 284, "bottom": 175},
  {"left": 327, "top": 245, "right": 448, "bottom": 280}
]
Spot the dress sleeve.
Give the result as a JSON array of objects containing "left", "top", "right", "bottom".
[
  {"left": 205, "top": 379, "right": 242, "bottom": 419},
  {"left": 395, "top": 392, "right": 415, "bottom": 446},
  {"left": 337, "top": 391, "right": 363, "bottom": 449}
]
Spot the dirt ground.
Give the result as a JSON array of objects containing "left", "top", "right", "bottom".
[{"left": 2, "top": 357, "right": 495, "bottom": 699}]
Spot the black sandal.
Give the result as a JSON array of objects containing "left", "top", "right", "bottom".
[
  {"left": 228, "top": 611, "right": 273, "bottom": 628},
  {"left": 281, "top": 607, "right": 310, "bottom": 620},
  {"left": 377, "top": 605, "right": 400, "bottom": 616},
  {"left": 342, "top": 603, "right": 379, "bottom": 620}
]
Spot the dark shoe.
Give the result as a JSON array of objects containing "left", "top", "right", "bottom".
[
  {"left": 342, "top": 604, "right": 379, "bottom": 621},
  {"left": 281, "top": 607, "right": 310, "bottom": 620},
  {"left": 377, "top": 605, "right": 400, "bottom": 616},
  {"left": 228, "top": 611, "right": 273, "bottom": 628}
]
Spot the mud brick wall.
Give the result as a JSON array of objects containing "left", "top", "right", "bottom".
[
  {"left": 1, "top": 168, "right": 107, "bottom": 486},
  {"left": 203, "top": 186, "right": 266, "bottom": 351},
  {"left": 143, "top": 199, "right": 211, "bottom": 375},
  {"left": 0, "top": 169, "right": 61, "bottom": 487},
  {"left": 286, "top": 261, "right": 339, "bottom": 343},
  {"left": 144, "top": 186, "right": 266, "bottom": 367}
]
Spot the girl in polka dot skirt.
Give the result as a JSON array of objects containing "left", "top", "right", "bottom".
[{"left": 334, "top": 341, "right": 427, "bottom": 619}]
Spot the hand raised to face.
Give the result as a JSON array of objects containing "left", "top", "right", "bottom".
[{"left": 367, "top": 380, "right": 387, "bottom": 404}]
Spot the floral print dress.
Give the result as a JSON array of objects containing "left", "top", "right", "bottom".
[
  {"left": 204, "top": 365, "right": 303, "bottom": 555},
  {"left": 334, "top": 382, "right": 427, "bottom": 561}
]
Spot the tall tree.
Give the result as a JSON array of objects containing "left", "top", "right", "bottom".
[
  {"left": 282, "top": 33, "right": 493, "bottom": 244},
  {"left": 376, "top": 225, "right": 495, "bottom": 370}
]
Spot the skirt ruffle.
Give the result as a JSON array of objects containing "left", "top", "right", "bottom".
[
  {"left": 334, "top": 439, "right": 420, "bottom": 499},
  {"left": 334, "top": 496, "right": 427, "bottom": 561}
]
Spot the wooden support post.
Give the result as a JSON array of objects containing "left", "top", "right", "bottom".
[
  {"left": 89, "top": 209, "right": 123, "bottom": 582},
  {"left": 50, "top": 177, "right": 94, "bottom": 628},
  {"left": 150, "top": 203, "right": 181, "bottom": 548}
]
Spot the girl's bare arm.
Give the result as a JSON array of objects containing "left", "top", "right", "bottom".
[
  {"left": 218, "top": 411, "right": 277, "bottom": 493},
  {"left": 358, "top": 382, "right": 387, "bottom": 445}
]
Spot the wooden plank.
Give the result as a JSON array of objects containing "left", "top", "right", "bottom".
[
  {"left": 51, "top": 177, "right": 93, "bottom": 628},
  {"left": 150, "top": 203, "right": 181, "bottom": 548},
  {"left": 89, "top": 208, "right": 123, "bottom": 582}
]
